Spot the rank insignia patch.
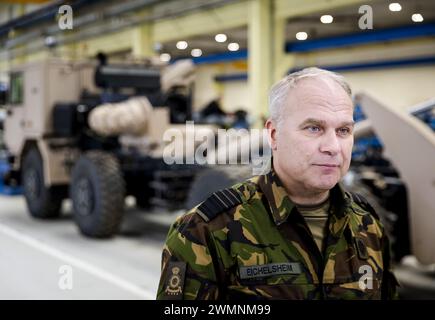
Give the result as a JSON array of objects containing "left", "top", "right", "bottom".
[{"left": 163, "top": 261, "right": 186, "bottom": 300}]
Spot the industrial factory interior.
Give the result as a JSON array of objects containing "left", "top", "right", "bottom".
[{"left": 0, "top": 0, "right": 434, "bottom": 302}]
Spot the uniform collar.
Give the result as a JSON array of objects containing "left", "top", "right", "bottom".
[{"left": 258, "top": 167, "right": 351, "bottom": 226}]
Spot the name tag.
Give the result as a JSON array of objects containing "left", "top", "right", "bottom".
[{"left": 239, "top": 262, "right": 302, "bottom": 279}]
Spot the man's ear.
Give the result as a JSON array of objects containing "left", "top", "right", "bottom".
[{"left": 265, "top": 118, "right": 278, "bottom": 150}]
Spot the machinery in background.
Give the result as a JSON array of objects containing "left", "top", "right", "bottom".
[
  {"left": 0, "top": 81, "right": 6, "bottom": 140},
  {"left": 2, "top": 57, "right": 212, "bottom": 238},
  {"left": 352, "top": 93, "right": 435, "bottom": 266},
  {"left": 0, "top": 82, "right": 15, "bottom": 195}
]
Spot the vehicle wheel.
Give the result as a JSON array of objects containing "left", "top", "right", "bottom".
[
  {"left": 185, "top": 165, "right": 253, "bottom": 209},
  {"left": 22, "top": 147, "right": 63, "bottom": 218},
  {"left": 70, "top": 151, "right": 125, "bottom": 238}
]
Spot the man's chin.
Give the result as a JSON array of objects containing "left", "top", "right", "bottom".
[{"left": 311, "top": 178, "right": 339, "bottom": 191}]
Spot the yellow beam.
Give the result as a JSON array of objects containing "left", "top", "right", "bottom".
[
  {"left": 275, "top": 0, "right": 377, "bottom": 19},
  {"left": 0, "top": 50, "right": 50, "bottom": 72},
  {"left": 132, "top": 23, "right": 154, "bottom": 58},
  {"left": 0, "top": 60, "right": 11, "bottom": 73},
  {"left": 248, "top": 0, "right": 273, "bottom": 123},
  {"left": 272, "top": 15, "right": 296, "bottom": 83},
  {"left": 74, "top": 29, "right": 133, "bottom": 58},
  {"left": 153, "top": 1, "right": 248, "bottom": 43}
]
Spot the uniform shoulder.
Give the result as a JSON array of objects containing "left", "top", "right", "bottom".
[
  {"left": 193, "top": 177, "right": 260, "bottom": 223},
  {"left": 346, "top": 191, "right": 381, "bottom": 221}
]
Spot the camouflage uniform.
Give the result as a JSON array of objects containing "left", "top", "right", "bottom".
[{"left": 157, "top": 168, "right": 398, "bottom": 300}]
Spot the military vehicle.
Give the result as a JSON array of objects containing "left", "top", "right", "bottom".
[{"left": 2, "top": 57, "right": 214, "bottom": 238}]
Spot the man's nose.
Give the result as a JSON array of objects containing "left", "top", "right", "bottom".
[{"left": 319, "top": 130, "right": 340, "bottom": 156}]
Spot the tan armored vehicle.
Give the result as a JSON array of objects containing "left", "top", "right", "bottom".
[{"left": 3, "top": 57, "right": 211, "bottom": 238}]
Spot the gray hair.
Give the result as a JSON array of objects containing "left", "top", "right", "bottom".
[{"left": 268, "top": 67, "right": 352, "bottom": 126}]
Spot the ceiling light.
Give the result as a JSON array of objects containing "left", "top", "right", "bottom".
[
  {"left": 176, "top": 41, "right": 188, "bottom": 50},
  {"left": 389, "top": 3, "right": 402, "bottom": 12},
  {"left": 412, "top": 13, "right": 424, "bottom": 23},
  {"left": 320, "top": 15, "right": 333, "bottom": 24},
  {"left": 160, "top": 53, "right": 171, "bottom": 62},
  {"left": 215, "top": 33, "right": 227, "bottom": 43},
  {"left": 296, "top": 32, "right": 308, "bottom": 41},
  {"left": 228, "top": 42, "right": 239, "bottom": 51},
  {"left": 191, "top": 48, "right": 202, "bottom": 57},
  {"left": 44, "top": 36, "right": 57, "bottom": 47}
]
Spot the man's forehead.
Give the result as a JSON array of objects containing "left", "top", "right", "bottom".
[
  {"left": 285, "top": 77, "right": 353, "bottom": 113},
  {"left": 294, "top": 75, "right": 345, "bottom": 93}
]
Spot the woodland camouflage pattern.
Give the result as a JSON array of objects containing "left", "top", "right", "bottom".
[{"left": 157, "top": 168, "right": 399, "bottom": 300}]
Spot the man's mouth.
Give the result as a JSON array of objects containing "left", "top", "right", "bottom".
[{"left": 313, "top": 164, "right": 340, "bottom": 168}]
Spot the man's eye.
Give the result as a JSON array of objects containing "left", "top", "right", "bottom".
[
  {"left": 337, "top": 127, "right": 351, "bottom": 135},
  {"left": 306, "top": 126, "right": 321, "bottom": 133}
]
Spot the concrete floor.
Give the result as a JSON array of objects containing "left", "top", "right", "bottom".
[
  {"left": 0, "top": 195, "right": 181, "bottom": 300},
  {"left": 1, "top": 194, "right": 434, "bottom": 300},
  {"left": 395, "top": 257, "right": 435, "bottom": 300}
]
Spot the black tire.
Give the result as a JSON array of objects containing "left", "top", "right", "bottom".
[
  {"left": 70, "top": 151, "right": 125, "bottom": 238},
  {"left": 185, "top": 165, "right": 253, "bottom": 209},
  {"left": 22, "top": 147, "right": 63, "bottom": 218}
]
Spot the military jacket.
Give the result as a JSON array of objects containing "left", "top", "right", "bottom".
[{"left": 157, "top": 168, "right": 398, "bottom": 300}]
